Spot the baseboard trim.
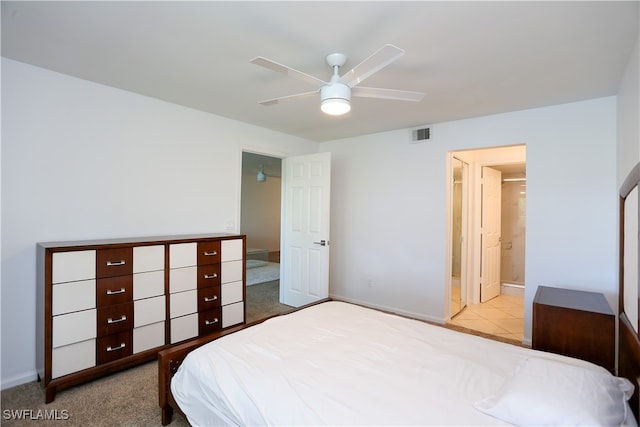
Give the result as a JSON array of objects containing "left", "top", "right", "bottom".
[
  {"left": 328, "top": 293, "right": 445, "bottom": 325},
  {"left": 1, "top": 370, "right": 38, "bottom": 390}
]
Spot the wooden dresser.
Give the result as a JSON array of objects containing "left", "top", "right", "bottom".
[
  {"left": 36, "top": 233, "right": 246, "bottom": 402},
  {"left": 532, "top": 285, "right": 614, "bottom": 373}
]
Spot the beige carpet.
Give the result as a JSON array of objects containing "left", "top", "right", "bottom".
[{"left": 0, "top": 361, "right": 190, "bottom": 426}]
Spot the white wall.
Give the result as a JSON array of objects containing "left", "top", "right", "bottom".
[
  {"left": 0, "top": 58, "right": 318, "bottom": 388},
  {"left": 617, "top": 36, "right": 640, "bottom": 186},
  {"left": 325, "top": 97, "right": 618, "bottom": 345}
]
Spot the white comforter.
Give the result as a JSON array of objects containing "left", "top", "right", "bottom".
[{"left": 171, "top": 301, "right": 629, "bottom": 426}]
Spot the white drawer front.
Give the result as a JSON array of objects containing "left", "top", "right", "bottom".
[
  {"left": 221, "top": 239, "right": 243, "bottom": 262},
  {"left": 52, "top": 250, "right": 96, "bottom": 284},
  {"left": 170, "top": 243, "right": 196, "bottom": 269},
  {"left": 52, "top": 309, "right": 96, "bottom": 348},
  {"left": 52, "top": 339, "right": 96, "bottom": 379},
  {"left": 222, "top": 302, "right": 244, "bottom": 328},
  {"left": 170, "top": 313, "right": 198, "bottom": 344},
  {"left": 133, "top": 321, "right": 165, "bottom": 353},
  {"left": 133, "top": 270, "right": 165, "bottom": 300},
  {"left": 134, "top": 295, "right": 166, "bottom": 327},
  {"left": 170, "top": 289, "right": 197, "bottom": 319},
  {"left": 221, "top": 260, "right": 243, "bottom": 284},
  {"left": 221, "top": 281, "right": 243, "bottom": 306},
  {"left": 52, "top": 279, "right": 96, "bottom": 316},
  {"left": 169, "top": 266, "right": 197, "bottom": 293},
  {"left": 133, "top": 245, "right": 164, "bottom": 273}
]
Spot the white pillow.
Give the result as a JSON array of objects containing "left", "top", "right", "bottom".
[{"left": 474, "top": 357, "right": 635, "bottom": 426}]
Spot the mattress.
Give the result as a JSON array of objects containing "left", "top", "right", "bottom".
[{"left": 171, "top": 301, "right": 636, "bottom": 426}]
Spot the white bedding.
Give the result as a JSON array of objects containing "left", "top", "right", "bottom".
[{"left": 171, "top": 301, "right": 635, "bottom": 426}]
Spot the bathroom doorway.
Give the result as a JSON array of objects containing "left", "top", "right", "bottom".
[{"left": 447, "top": 146, "right": 526, "bottom": 342}]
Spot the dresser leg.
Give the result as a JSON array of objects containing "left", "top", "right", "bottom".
[{"left": 45, "top": 385, "right": 56, "bottom": 403}]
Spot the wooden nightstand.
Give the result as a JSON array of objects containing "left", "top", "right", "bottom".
[{"left": 532, "top": 286, "right": 614, "bottom": 373}]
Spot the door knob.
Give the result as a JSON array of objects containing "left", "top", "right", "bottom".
[{"left": 313, "top": 240, "right": 329, "bottom": 246}]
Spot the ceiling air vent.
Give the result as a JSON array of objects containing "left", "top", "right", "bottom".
[{"left": 412, "top": 127, "right": 431, "bottom": 142}]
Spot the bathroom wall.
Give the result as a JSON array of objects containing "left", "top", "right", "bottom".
[{"left": 500, "top": 175, "right": 526, "bottom": 285}]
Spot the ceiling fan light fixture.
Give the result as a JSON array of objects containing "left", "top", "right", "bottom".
[
  {"left": 320, "top": 83, "right": 351, "bottom": 116},
  {"left": 257, "top": 164, "right": 266, "bottom": 182}
]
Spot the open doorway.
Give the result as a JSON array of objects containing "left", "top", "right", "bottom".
[
  {"left": 241, "top": 152, "right": 290, "bottom": 323},
  {"left": 447, "top": 146, "right": 526, "bottom": 343}
]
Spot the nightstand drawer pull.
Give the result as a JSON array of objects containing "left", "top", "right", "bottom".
[
  {"left": 203, "top": 251, "right": 218, "bottom": 256},
  {"left": 106, "top": 288, "right": 126, "bottom": 295},
  {"left": 106, "top": 260, "right": 126, "bottom": 267},
  {"left": 106, "top": 343, "right": 126, "bottom": 352},
  {"left": 107, "top": 315, "right": 127, "bottom": 324},
  {"left": 204, "top": 273, "right": 218, "bottom": 279},
  {"left": 204, "top": 295, "right": 218, "bottom": 302},
  {"left": 205, "top": 318, "right": 219, "bottom": 325}
]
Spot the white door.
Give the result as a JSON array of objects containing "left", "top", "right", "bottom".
[
  {"left": 481, "top": 166, "right": 502, "bottom": 302},
  {"left": 280, "top": 152, "right": 331, "bottom": 307}
]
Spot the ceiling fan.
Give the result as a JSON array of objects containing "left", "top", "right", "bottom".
[{"left": 250, "top": 44, "right": 425, "bottom": 116}]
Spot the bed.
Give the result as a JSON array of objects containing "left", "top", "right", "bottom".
[{"left": 159, "top": 163, "right": 640, "bottom": 426}]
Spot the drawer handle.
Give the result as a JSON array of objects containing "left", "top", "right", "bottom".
[
  {"left": 204, "top": 251, "right": 218, "bottom": 256},
  {"left": 204, "top": 295, "right": 218, "bottom": 302},
  {"left": 106, "top": 288, "right": 126, "bottom": 295},
  {"left": 107, "top": 315, "right": 127, "bottom": 324},
  {"left": 106, "top": 343, "right": 126, "bottom": 352},
  {"left": 106, "top": 260, "right": 126, "bottom": 267},
  {"left": 205, "top": 318, "right": 219, "bottom": 325},
  {"left": 204, "top": 273, "right": 218, "bottom": 279}
]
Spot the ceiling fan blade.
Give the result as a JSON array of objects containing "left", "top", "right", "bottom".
[
  {"left": 338, "top": 44, "right": 405, "bottom": 87},
  {"left": 352, "top": 86, "right": 425, "bottom": 102},
  {"left": 258, "top": 90, "right": 319, "bottom": 106},
  {"left": 251, "top": 57, "right": 327, "bottom": 87}
]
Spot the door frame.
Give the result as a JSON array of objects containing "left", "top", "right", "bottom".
[{"left": 446, "top": 145, "right": 526, "bottom": 317}]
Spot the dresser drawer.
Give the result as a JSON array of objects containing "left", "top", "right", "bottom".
[
  {"left": 169, "top": 266, "right": 197, "bottom": 293},
  {"left": 170, "top": 313, "right": 198, "bottom": 344},
  {"left": 197, "top": 241, "right": 221, "bottom": 265},
  {"left": 52, "top": 250, "right": 96, "bottom": 284},
  {"left": 96, "top": 275, "right": 133, "bottom": 307},
  {"left": 96, "top": 330, "right": 133, "bottom": 365},
  {"left": 97, "top": 302, "right": 133, "bottom": 337},
  {"left": 133, "top": 270, "right": 165, "bottom": 300},
  {"left": 133, "top": 321, "right": 165, "bottom": 353},
  {"left": 221, "top": 281, "right": 243, "bottom": 306},
  {"left": 222, "top": 302, "right": 244, "bottom": 328},
  {"left": 197, "top": 264, "right": 221, "bottom": 288},
  {"left": 170, "top": 243, "right": 196, "bottom": 269},
  {"left": 222, "top": 239, "right": 243, "bottom": 262},
  {"left": 133, "top": 245, "right": 164, "bottom": 273},
  {"left": 52, "top": 309, "right": 96, "bottom": 348},
  {"left": 134, "top": 295, "right": 166, "bottom": 328},
  {"left": 52, "top": 339, "right": 95, "bottom": 379},
  {"left": 221, "top": 260, "right": 243, "bottom": 284},
  {"left": 170, "top": 289, "right": 197, "bottom": 319},
  {"left": 199, "top": 308, "right": 222, "bottom": 335},
  {"left": 52, "top": 279, "right": 96, "bottom": 316},
  {"left": 197, "top": 286, "right": 221, "bottom": 312},
  {"left": 96, "top": 247, "right": 133, "bottom": 278}
]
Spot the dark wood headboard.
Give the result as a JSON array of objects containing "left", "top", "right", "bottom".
[{"left": 619, "top": 161, "right": 640, "bottom": 421}]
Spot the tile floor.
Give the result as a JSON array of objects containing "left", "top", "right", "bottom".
[{"left": 449, "top": 294, "right": 524, "bottom": 342}]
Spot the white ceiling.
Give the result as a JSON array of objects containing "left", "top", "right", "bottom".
[{"left": 2, "top": 1, "right": 638, "bottom": 142}]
